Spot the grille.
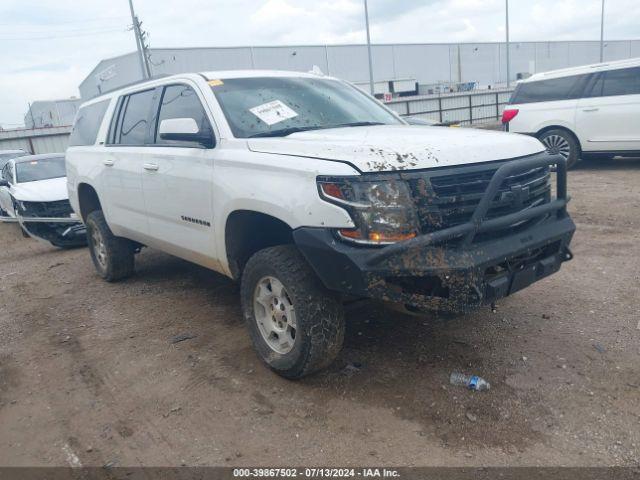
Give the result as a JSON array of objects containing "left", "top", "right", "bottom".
[
  {"left": 20, "top": 199, "right": 73, "bottom": 218},
  {"left": 405, "top": 161, "right": 551, "bottom": 238}
]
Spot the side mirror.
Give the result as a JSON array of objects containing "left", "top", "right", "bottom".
[
  {"left": 159, "top": 118, "right": 214, "bottom": 148},
  {"left": 0, "top": 179, "right": 9, "bottom": 188}
]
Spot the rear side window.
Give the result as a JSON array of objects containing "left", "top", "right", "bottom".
[
  {"left": 590, "top": 67, "right": 640, "bottom": 98},
  {"left": 154, "top": 84, "right": 213, "bottom": 147},
  {"left": 510, "top": 74, "right": 588, "bottom": 104},
  {"left": 117, "top": 89, "right": 155, "bottom": 145},
  {"left": 68, "top": 100, "right": 109, "bottom": 146}
]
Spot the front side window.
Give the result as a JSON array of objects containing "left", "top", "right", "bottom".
[
  {"left": 511, "top": 74, "right": 588, "bottom": 104},
  {"left": 154, "top": 85, "right": 213, "bottom": 147},
  {"left": 118, "top": 89, "right": 155, "bottom": 145},
  {"left": 211, "top": 77, "right": 402, "bottom": 138},
  {"left": 16, "top": 156, "right": 66, "bottom": 183},
  {"left": 600, "top": 67, "right": 640, "bottom": 97},
  {"left": 1, "top": 163, "right": 12, "bottom": 183},
  {"left": 69, "top": 100, "right": 110, "bottom": 146}
]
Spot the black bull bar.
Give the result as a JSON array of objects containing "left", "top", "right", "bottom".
[{"left": 366, "top": 153, "right": 569, "bottom": 267}]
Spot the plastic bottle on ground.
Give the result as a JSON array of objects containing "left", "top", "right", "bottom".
[{"left": 449, "top": 372, "right": 490, "bottom": 391}]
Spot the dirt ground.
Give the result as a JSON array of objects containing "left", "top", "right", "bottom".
[{"left": 0, "top": 158, "right": 638, "bottom": 468}]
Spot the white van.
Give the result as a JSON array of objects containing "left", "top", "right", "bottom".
[
  {"left": 66, "top": 70, "right": 575, "bottom": 378},
  {"left": 503, "top": 58, "right": 640, "bottom": 168}
]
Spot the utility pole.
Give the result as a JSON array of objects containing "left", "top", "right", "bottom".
[
  {"left": 363, "top": 0, "right": 375, "bottom": 95},
  {"left": 600, "top": 0, "right": 605, "bottom": 62},
  {"left": 505, "top": 0, "right": 511, "bottom": 87},
  {"left": 127, "top": 0, "right": 150, "bottom": 79}
]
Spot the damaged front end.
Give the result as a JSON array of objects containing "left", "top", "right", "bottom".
[
  {"left": 295, "top": 152, "right": 575, "bottom": 314},
  {"left": 10, "top": 199, "right": 86, "bottom": 248}
]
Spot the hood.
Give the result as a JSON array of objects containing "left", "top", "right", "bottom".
[
  {"left": 248, "top": 125, "right": 545, "bottom": 173},
  {"left": 12, "top": 176, "right": 68, "bottom": 202}
]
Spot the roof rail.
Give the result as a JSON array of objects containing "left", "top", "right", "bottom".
[{"left": 92, "top": 73, "right": 172, "bottom": 98}]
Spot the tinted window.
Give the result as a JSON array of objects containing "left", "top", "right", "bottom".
[
  {"left": 0, "top": 152, "right": 28, "bottom": 172},
  {"left": 118, "top": 89, "right": 155, "bottom": 145},
  {"left": 511, "top": 74, "right": 588, "bottom": 104},
  {"left": 155, "top": 85, "right": 213, "bottom": 147},
  {"left": 600, "top": 67, "right": 640, "bottom": 97},
  {"left": 16, "top": 156, "right": 66, "bottom": 183},
  {"left": 1, "top": 163, "right": 12, "bottom": 183},
  {"left": 69, "top": 100, "right": 109, "bottom": 146}
]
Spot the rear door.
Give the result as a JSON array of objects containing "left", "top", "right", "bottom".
[
  {"left": 576, "top": 66, "right": 640, "bottom": 152},
  {"left": 141, "top": 82, "right": 219, "bottom": 268},
  {"left": 102, "top": 88, "right": 157, "bottom": 240}
]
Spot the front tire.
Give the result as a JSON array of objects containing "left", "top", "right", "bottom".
[
  {"left": 538, "top": 129, "right": 580, "bottom": 169},
  {"left": 85, "top": 210, "right": 135, "bottom": 282},
  {"left": 241, "top": 245, "right": 345, "bottom": 379}
]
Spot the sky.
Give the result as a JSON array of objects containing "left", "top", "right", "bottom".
[{"left": 1, "top": 0, "right": 638, "bottom": 127}]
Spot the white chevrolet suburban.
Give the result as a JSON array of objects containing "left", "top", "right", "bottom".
[
  {"left": 503, "top": 58, "right": 640, "bottom": 168},
  {"left": 66, "top": 70, "right": 575, "bottom": 378}
]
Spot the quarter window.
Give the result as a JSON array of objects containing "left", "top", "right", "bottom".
[
  {"left": 154, "top": 85, "right": 213, "bottom": 147},
  {"left": 68, "top": 100, "right": 110, "bottom": 146},
  {"left": 117, "top": 89, "right": 155, "bottom": 145}
]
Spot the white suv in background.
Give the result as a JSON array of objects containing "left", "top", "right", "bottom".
[
  {"left": 503, "top": 58, "right": 640, "bottom": 168},
  {"left": 66, "top": 70, "right": 575, "bottom": 378}
]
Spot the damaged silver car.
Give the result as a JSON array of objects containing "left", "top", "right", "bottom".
[{"left": 0, "top": 153, "right": 86, "bottom": 248}]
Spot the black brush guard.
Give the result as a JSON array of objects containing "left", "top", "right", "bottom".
[
  {"left": 294, "top": 153, "right": 575, "bottom": 313},
  {"left": 366, "top": 153, "right": 569, "bottom": 266}
]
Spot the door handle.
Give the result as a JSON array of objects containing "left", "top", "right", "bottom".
[
  {"left": 582, "top": 108, "right": 599, "bottom": 112},
  {"left": 103, "top": 159, "right": 114, "bottom": 166},
  {"left": 143, "top": 163, "right": 159, "bottom": 171}
]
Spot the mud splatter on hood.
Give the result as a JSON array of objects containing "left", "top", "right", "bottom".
[{"left": 247, "top": 125, "right": 545, "bottom": 173}]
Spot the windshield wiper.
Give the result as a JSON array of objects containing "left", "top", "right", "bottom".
[
  {"left": 248, "top": 126, "right": 325, "bottom": 138},
  {"left": 248, "top": 122, "right": 386, "bottom": 138}
]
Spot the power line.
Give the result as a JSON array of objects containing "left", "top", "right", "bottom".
[
  {"left": 0, "top": 28, "right": 127, "bottom": 41},
  {"left": 0, "top": 16, "right": 129, "bottom": 27}
]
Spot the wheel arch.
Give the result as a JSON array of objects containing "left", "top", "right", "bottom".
[
  {"left": 224, "top": 210, "right": 295, "bottom": 280},
  {"left": 536, "top": 125, "right": 583, "bottom": 155},
  {"left": 77, "top": 183, "right": 102, "bottom": 222}
]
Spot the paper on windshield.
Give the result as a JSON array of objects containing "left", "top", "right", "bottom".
[{"left": 249, "top": 100, "right": 298, "bottom": 126}]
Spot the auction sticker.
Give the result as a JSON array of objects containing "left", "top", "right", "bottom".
[{"left": 249, "top": 100, "right": 298, "bottom": 126}]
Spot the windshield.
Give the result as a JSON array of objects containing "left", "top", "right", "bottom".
[
  {"left": 16, "top": 156, "right": 66, "bottom": 183},
  {"left": 211, "top": 77, "right": 402, "bottom": 138}
]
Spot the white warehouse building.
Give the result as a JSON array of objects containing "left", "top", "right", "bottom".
[
  {"left": 24, "top": 98, "right": 82, "bottom": 128},
  {"left": 79, "top": 40, "right": 640, "bottom": 99}
]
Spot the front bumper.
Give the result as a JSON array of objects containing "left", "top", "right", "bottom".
[
  {"left": 1, "top": 213, "right": 86, "bottom": 246},
  {"left": 294, "top": 154, "right": 576, "bottom": 313}
]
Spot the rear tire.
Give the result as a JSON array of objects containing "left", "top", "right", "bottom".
[
  {"left": 538, "top": 129, "right": 580, "bottom": 169},
  {"left": 240, "top": 245, "right": 345, "bottom": 379},
  {"left": 85, "top": 210, "right": 135, "bottom": 282}
]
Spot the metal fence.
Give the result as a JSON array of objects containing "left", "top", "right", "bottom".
[{"left": 385, "top": 87, "right": 515, "bottom": 126}]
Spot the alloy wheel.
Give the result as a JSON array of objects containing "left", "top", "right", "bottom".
[
  {"left": 90, "top": 227, "right": 108, "bottom": 269},
  {"left": 253, "top": 276, "right": 297, "bottom": 354},
  {"left": 542, "top": 134, "right": 571, "bottom": 160}
]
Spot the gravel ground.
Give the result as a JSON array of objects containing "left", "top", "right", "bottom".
[{"left": 0, "top": 158, "right": 638, "bottom": 467}]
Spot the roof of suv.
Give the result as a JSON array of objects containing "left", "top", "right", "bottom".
[
  {"left": 520, "top": 57, "right": 640, "bottom": 83},
  {"left": 85, "top": 70, "right": 336, "bottom": 105}
]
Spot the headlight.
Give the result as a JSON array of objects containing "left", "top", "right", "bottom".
[{"left": 318, "top": 176, "right": 420, "bottom": 245}]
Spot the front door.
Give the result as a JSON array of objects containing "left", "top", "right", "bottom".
[
  {"left": 141, "top": 83, "right": 219, "bottom": 269},
  {"left": 576, "top": 66, "right": 640, "bottom": 153}
]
